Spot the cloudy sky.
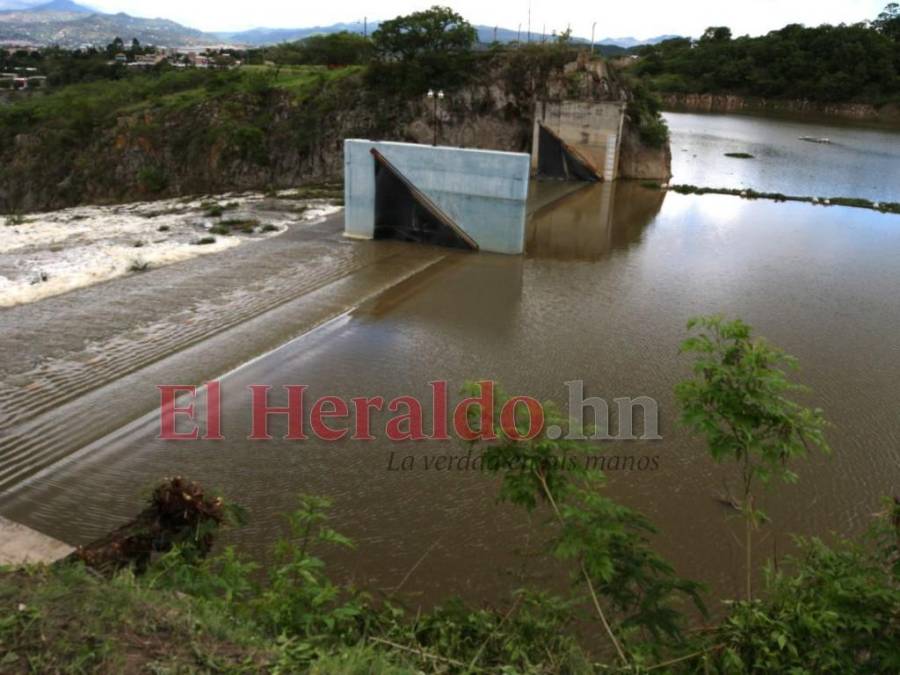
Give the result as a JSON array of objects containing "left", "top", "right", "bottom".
[{"left": 40, "top": 0, "right": 898, "bottom": 37}]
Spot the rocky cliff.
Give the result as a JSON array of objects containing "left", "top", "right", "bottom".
[
  {"left": 0, "top": 59, "right": 671, "bottom": 214},
  {"left": 617, "top": 122, "right": 671, "bottom": 181}
]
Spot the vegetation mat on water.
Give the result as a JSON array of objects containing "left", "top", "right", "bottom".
[{"left": 665, "top": 184, "right": 900, "bottom": 214}]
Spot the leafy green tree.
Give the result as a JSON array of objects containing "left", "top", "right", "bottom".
[
  {"left": 463, "top": 383, "right": 706, "bottom": 668},
  {"left": 676, "top": 316, "right": 830, "bottom": 601},
  {"left": 372, "top": 5, "right": 476, "bottom": 61},
  {"left": 105, "top": 37, "right": 125, "bottom": 57},
  {"left": 874, "top": 2, "right": 900, "bottom": 41},
  {"left": 265, "top": 32, "right": 374, "bottom": 66},
  {"left": 635, "top": 21, "right": 899, "bottom": 103},
  {"left": 366, "top": 6, "right": 481, "bottom": 95},
  {"left": 701, "top": 26, "right": 733, "bottom": 42}
]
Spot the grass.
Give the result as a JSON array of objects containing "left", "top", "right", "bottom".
[
  {"left": 194, "top": 236, "right": 217, "bottom": 245},
  {"left": 240, "top": 64, "right": 364, "bottom": 97},
  {"left": 0, "top": 491, "right": 591, "bottom": 674},
  {"left": 0, "top": 564, "right": 271, "bottom": 672},
  {"left": 221, "top": 218, "right": 260, "bottom": 233},
  {"left": 1, "top": 473, "right": 896, "bottom": 674},
  {"left": 209, "top": 218, "right": 260, "bottom": 235}
]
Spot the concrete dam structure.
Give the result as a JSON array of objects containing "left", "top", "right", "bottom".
[
  {"left": 343, "top": 140, "right": 531, "bottom": 255},
  {"left": 532, "top": 101, "right": 627, "bottom": 182}
]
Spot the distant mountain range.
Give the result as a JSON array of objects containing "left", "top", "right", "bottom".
[
  {"left": 0, "top": 1, "right": 682, "bottom": 50},
  {"left": 0, "top": 0, "right": 212, "bottom": 47},
  {"left": 219, "top": 22, "right": 680, "bottom": 50}
]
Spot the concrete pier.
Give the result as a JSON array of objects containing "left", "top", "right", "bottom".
[
  {"left": 0, "top": 516, "right": 73, "bottom": 565},
  {"left": 532, "top": 101, "right": 626, "bottom": 181},
  {"left": 344, "top": 140, "right": 531, "bottom": 254}
]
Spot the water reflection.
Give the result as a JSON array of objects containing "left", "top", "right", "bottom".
[
  {"left": 666, "top": 112, "right": 900, "bottom": 202},
  {"left": 365, "top": 253, "right": 524, "bottom": 342},
  {"left": 526, "top": 181, "right": 665, "bottom": 260}
]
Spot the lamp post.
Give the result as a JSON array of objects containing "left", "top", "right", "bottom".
[{"left": 427, "top": 88, "right": 444, "bottom": 146}]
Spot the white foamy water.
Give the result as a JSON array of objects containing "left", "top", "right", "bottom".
[{"left": 0, "top": 192, "right": 341, "bottom": 308}]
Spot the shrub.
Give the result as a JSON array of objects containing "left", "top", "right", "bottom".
[
  {"left": 137, "top": 165, "right": 168, "bottom": 194},
  {"left": 707, "top": 501, "right": 900, "bottom": 672}
]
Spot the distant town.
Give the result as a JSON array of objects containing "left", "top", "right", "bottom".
[{"left": 1, "top": 41, "right": 244, "bottom": 90}]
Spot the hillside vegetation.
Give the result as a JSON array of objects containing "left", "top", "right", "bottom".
[
  {"left": 0, "top": 7, "right": 670, "bottom": 213},
  {"left": 0, "top": 65, "right": 371, "bottom": 211},
  {"left": 632, "top": 4, "right": 900, "bottom": 105}
]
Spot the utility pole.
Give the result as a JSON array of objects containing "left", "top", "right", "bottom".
[
  {"left": 427, "top": 89, "right": 444, "bottom": 146},
  {"left": 527, "top": 0, "right": 531, "bottom": 43},
  {"left": 364, "top": 17, "right": 368, "bottom": 38},
  {"left": 591, "top": 22, "right": 596, "bottom": 56},
  {"left": 493, "top": 26, "right": 498, "bottom": 43},
  {"left": 517, "top": 23, "right": 521, "bottom": 45}
]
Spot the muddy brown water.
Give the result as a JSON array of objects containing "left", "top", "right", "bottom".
[{"left": 2, "top": 175, "right": 899, "bottom": 608}]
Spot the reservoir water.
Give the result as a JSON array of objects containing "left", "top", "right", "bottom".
[
  {"left": 665, "top": 111, "right": 900, "bottom": 202},
  {"left": 2, "top": 114, "right": 899, "bottom": 606}
]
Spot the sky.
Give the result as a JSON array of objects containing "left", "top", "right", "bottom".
[{"left": 35, "top": 0, "right": 898, "bottom": 38}]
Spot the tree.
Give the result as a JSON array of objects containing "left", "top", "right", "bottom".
[
  {"left": 106, "top": 37, "right": 125, "bottom": 57},
  {"left": 463, "top": 383, "right": 705, "bottom": 667},
  {"left": 267, "top": 32, "right": 373, "bottom": 66},
  {"left": 701, "top": 26, "right": 733, "bottom": 42},
  {"left": 676, "top": 316, "right": 830, "bottom": 601},
  {"left": 874, "top": 2, "right": 900, "bottom": 40},
  {"left": 371, "top": 6, "right": 476, "bottom": 62}
]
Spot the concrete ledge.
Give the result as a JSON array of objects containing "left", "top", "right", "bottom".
[
  {"left": 0, "top": 516, "right": 73, "bottom": 565},
  {"left": 344, "top": 140, "right": 531, "bottom": 254}
]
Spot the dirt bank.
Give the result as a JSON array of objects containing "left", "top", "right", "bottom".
[{"left": 661, "top": 92, "right": 900, "bottom": 127}]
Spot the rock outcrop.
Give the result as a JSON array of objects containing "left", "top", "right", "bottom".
[
  {"left": 617, "top": 121, "right": 672, "bottom": 181},
  {"left": 661, "top": 93, "right": 900, "bottom": 127},
  {"left": 0, "top": 57, "right": 671, "bottom": 213}
]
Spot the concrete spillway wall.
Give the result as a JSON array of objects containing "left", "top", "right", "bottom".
[
  {"left": 344, "top": 140, "right": 531, "bottom": 255},
  {"left": 532, "top": 101, "right": 627, "bottom": 181},
  {"left": 0, "top": 516, "right": 73, "bottom": 565}
]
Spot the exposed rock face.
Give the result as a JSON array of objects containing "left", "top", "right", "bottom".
[
  {"left": 661, "top": 93, "right": 900, "bottom": 127},
  {"left": 0, "top": 60, "right": 672, "bottom": 213},
  {"left": 617, "top": 121, "right": 672, "bottom": 181}
]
